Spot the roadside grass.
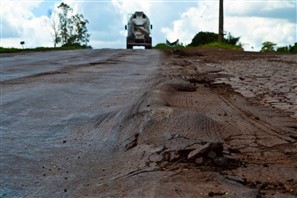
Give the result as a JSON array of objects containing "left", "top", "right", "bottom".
[
  {"left": 154, "top": 43, "right": 185, "bottom": 49},
  {"left": 201, "top": 42, "right": 243, "bottom": 50},
  {"left": 0, "top": 46, "right": 90, "bottom": 53}
]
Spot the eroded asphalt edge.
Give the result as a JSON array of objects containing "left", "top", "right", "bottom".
[{"left": 81, "top": 51, "right": 297, "bottom": 197}]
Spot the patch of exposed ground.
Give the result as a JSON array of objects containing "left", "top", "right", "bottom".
[
  {"left": 89, "top": 49, "right": 296, "bottom": 197},
  {"left": 174, "top": 48, "right": 297, "bottom": 119}
]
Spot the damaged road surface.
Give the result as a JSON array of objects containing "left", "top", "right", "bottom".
[{"left": 1, "top": 49, "right": 297, "bottom": 197}]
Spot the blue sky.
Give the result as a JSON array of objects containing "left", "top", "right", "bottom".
[
  {"left": 32, "top": 1, "right": 59, "bottom": 17},
  {"left": 1, "top": 0, "right": 296, "bottom": 51}
]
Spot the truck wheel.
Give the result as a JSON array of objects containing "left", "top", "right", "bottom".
[
  {"left": 145, "top": 46, "right": 152, "bottom": 49},
  {"left": 127, "top": 45, "right": 133, "bottom": 49}
]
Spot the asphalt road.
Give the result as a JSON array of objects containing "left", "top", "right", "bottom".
[
  {"left": 1, "top": 49, "right": 162, "bottom": 197},
  {"left": 1, "top": 49, "right": 296, "bottom": 197}
]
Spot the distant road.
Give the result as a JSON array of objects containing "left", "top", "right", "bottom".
[{"left": 1, "top": 49, "right": 124, "bottom": 82}]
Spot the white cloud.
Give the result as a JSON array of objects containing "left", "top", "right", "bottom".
[
  {"left": 226, "top": 16, "right": 296, "bottom": 50},
  {"left": 161, "top": 1, "right": 297, "bottom": 51},
  {"left": 111, "top": 0, "right": 153, "bottom": 23},
  {"left": 1, "top": 0, "right": 296, "bottom": 50},
  {"left": 162, "top": 2, "right": 218, "bottom": 45},
  {"left": 1, "top": 0, "right": 53, "bottom": 48}
]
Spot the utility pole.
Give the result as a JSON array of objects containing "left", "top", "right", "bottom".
[{"left": 218, "top": 0, "right": 224, "bottom": 43}]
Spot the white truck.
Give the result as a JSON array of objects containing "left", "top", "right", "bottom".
[{"left": 125, "top": 11, "right": 152, "bottom": 49}]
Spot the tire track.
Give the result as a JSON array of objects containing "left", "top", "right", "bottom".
[{"left": 219, "top": 95, "right": 295, "bottom": 145}]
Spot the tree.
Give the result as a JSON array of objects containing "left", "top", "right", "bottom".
[
  {"left": 49, "top": 2, "right": 90, "bottom": 48},
  {"left": 57, "top": 2, "right": 72, "bottom": 46},
  {"left": 67, "top": 14, "right": 90, "bottom": 46},
  {"left": 261, "top": 41, "right": 276, "bottom": 52},
  {"left": 48, "top": 9, "right": 60, "bottom": 47}
]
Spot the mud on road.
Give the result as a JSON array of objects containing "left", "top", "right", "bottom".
[{"left": 1, "top": 49, "right": 297, "bottom": 197}]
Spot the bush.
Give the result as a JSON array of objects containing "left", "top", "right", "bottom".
[
  {"left": 188, "top": 32, "right": 218, "bottom": 47},
  {"left": 61, "top": 43, "right": 92, "bottom": 49},
  {"left": 289, "top": 43, "right": 297, "bottom": 53},
  {"left": 270, "top": 42, "right": 296, "bottom": 54},
  {"left": 154, "top": 43, "right": 185, "bottom": 49},
  {"left": 154, "top": 43, "right": 171, "bottom": 49},
  {"left": 188, "top": 31, "right": 240, "bottom": 47},
  {"left": 276, "top": 46, "right": 289, "bottom": 53},
  {"left": 225, "top": 32, "right": 240, "bottom": 45}
]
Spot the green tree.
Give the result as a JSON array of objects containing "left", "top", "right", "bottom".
[
  {"left": 68, "top": 14, "right": 90, "bottom": 46},
  {"left": 260, "top": 41, "right": 276, "bottom": 52},
  {"left": 51, "top": 2, "right": 90, "bottom": 48},
  {"left": 58, "top": 2, "right": 72, "bottom": 45}
]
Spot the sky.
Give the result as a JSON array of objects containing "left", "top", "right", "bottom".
[{"left": 1, "top": 0, "right": 296, "bottom": 51}]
